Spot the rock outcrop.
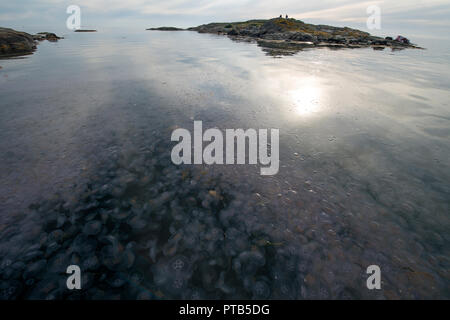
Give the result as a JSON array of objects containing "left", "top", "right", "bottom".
[
  {"left": 0, "top": 28, "right": 37, "bottom": 56},
  {"left": 33, "top": 32, "right": 62, "bottom": 42},
  {"left": 0, "top": 28, "right": 62, "bottom": 57},
  {"left": 187, "top": 18, "right": 423, "bottom": 54},
  {"left": 146, "top": 27, "right": 184, "bottom": 31}
]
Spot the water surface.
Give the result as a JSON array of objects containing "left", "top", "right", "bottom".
[{"left": 0, "top": 30, "right": 449, "bottom": 299}]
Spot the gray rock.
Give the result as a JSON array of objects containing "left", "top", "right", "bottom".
[
  {"left": 48, "top": 229, "right": 64, "bottom": 244},
  {"left": 100, "top": 244, "right": 122, "bottom": 271},
  {"left": 0, "top": 280, "right": 22, "bottom": 299},
  {"left": 48, "top": 253, "right": 69, "bottom": 273},
  {"left": 83, "top": 220, "right": 102, "bottom": 235},
  {"left": 227, "top": 29, "right": 239, "bottom": 36},
  {"left": 289, "top": 32, "right": 314, "bottom": 42},
  {"left": 45, "top": 242, "right": 61, "bottom": 257},
  {"left": 108, "top": 273, "right": 126, "bottom": 288},
  {"left": 23, "top": 250, "right": 44, "bottom": 262},
  {"left": 23, "top": 259, "right": 47, "bottom": 279},
  {"left": 36, "top": 32, "right": 61, "bottom": 41},
  {"left": 252, "top": 280, "right": 271, "bottom": 299},
  {"left": 11, "top": 261, "right": 26, "bottom": 271},
  {"left": 82, "top": 255, "right": 100, "bottom": 271},
  {"left": 0, "top": 27, "right": 36, "bottom": 56}
]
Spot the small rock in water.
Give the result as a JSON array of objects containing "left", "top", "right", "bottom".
[
  {"left": 129, "top": 272, "right": 143, "bottom": 286},
  {"left": 23, "top": 250, "right": 44, "bottom": 262},
  {"left": 147, "top": 240, "right": 159, "bottom": 262},
  {"left": 48, "top": 253, "right": 68, "bottom": 273},
  {"left": 252, "top": 280, "right": 271, "bottom": 299},
  {"left": 48, "top": 230, "right": 64, "bottom": 244},
  {"left": 0, "top": 280, "right": 22, "bottom": 299},
  {"left": 100, "top": 245, "right": 122, "bottom": 271},
  {"left": 45, "top": 242, "right": 61, "bottom": 257},
  {"left": 112, "top": 208, "right": 131, "bottom": 221},
  {"left": 136, "top": 290, "right": 154, "bottom": 300},
  {"left": 83, "top": 221, "right": 102, "bottom": 236},
  {"left": 82, "top": 255, "right": 100, "bottom": 271},
  {"left": 120, "top": 250, "right": 135, "bottom": 269},
  {"left": 11, "top": 261, "right": 26, "bottom": 271},
  {"left": 108, "top": 273, "right": 126, "bottom": 288},
  {"left": 233, "top": 250, "right": 265, "bottom": 277},
  {"left": 56, "top": 216, "right": 66, "bottom": 228},
  {"left": 23, "top": 259, "right": 47, "bottom": 280},
  {"left": 128, "top": 216, "right": 146, "bottom": 230}
]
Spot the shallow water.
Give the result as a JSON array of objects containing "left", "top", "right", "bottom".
[{"left": 0, "top": 30, "right": 449, "bottom": 299}]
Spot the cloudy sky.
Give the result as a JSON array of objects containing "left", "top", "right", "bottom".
[{"left": 1, "top": 0, "right": 449, "bottom": 38}]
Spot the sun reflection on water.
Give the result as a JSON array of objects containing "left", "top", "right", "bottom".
[{"left": 289, "top": 79, "right": 322, "bottom": 116}]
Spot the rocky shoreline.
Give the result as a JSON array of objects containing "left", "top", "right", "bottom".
[
  {"left": 149, "top": 18, "right": 423, "bottom": 54},
  {"left": 0, "top": 28, "right": 62, "bottom": 57}
]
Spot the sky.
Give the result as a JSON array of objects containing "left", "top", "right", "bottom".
[{"left": 1, "top": 0, "right": 450, "bottom": 39}]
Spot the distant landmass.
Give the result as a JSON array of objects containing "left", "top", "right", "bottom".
[
  {"left": 146, "top": 27, "right": 184, "bottom": 31},
  {"left": 147, "top": 18, "right": 422, "bottom": 54}
]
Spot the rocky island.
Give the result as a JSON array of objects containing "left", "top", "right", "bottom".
[
  {"left": 0, "top": 27, "right": 62, "bottom": 57},
  {"left": 146, "top": 27, "right": 184, "bottom": 31},
  {"left": 149, "top": 18, "right": 422, "bottom": 55}
]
